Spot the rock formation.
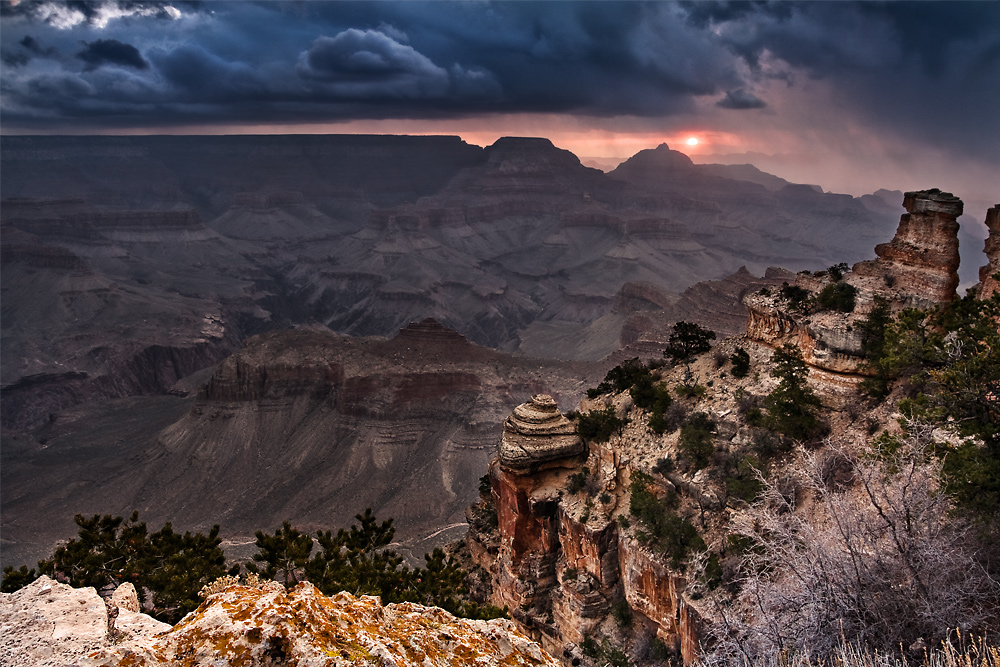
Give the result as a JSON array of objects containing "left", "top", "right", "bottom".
[
  {"left": 851, "top": 189, "right": 962, "bottom": 309},
  {"left": 2, "top": 134, "right": 905, "bottom": 429},
  {"left": 84, "top": 582, "right": 559, "bottom": 667},
  {"left": 0, "top": 576, "right": 169, "bottom": 667},
  {"left": 471, "top": 397, "right": 705, "bottom": 664},
  {"left": 1, "top": 321, "right": 602, "bottom": 571},
  {"left": 978, "top": 204, "right": 1000, "bottom": 299},
  {"left": 742, "top": 190, "right": 967, "bottom": 398},
  {"left": 498, "top": 395, "right": 587, "bottom": 472}
]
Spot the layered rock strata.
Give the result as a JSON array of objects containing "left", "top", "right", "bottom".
[
  {"left": 851, "top": 189, "right": 962, "bottom": 309},
  {"left": 743, "top": 189, "right": 966, "bottom": 396},
  {"left": 978, "top": 204, "right": 1000, "bottom": 299},
  {"left": 473, "top": 399, "right": 704, "bottom": 664},
  {"left": 498, "top": 394, "right": 587, "bottom": 472},
  {"left": 85, "top": 582, "right": 559, "bottom": 667}
]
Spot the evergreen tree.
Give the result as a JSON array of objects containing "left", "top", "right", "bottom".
[{"left": 765, "top": 344, "right": 825, "bottom": 441}]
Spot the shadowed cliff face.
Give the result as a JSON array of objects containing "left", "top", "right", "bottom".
[
  {"left": 2, "top": 135, "right": 906, "bottom": 430},
  {"left": 0, "top": 320, "right": 603, "bottom": 570}
]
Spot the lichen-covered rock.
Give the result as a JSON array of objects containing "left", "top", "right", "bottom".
[
  {"left": 978, "top": 204, "right": 1000, "bottom": 300},
  {"left": 498, "top": 394, "right": 586, "bottom": 473},
  {"left": 0, "top": 575, "right": 170, "bottom": 667},
  {"left": 84, "top": 582, "right": 559, "bottom": 667}
]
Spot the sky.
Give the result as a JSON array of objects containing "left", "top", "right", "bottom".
[{"left": 1, "top": 0, "right": 998, "bottom": 207}]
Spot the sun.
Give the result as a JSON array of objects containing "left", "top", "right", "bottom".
[{"left": 685, "top": 137, "right": 700, "bottom": 147}]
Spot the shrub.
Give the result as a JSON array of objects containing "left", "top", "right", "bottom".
[
  {"left": 678, "top": 412, "right": 716, "bottom": 471},
  {"left": 611, "top": 597, "right": 633, "bottom": 628},
  {"left": 674, "top": 384, "right": 706, "bottom": 398},
  {"left": 566, "top": 468, "right": 590, "bottom": 494},
  {"left": 653, "top": 456, "right": 675, "bottom": 476},
  {"left": 577, "top": 407, "right": 628, "bottom": 443},
  {"left": 827, "top": 262, "right": 850, "bottom": 281},
  {"left": 730, "top": 347, "right": 751, "bottom": 378},
  {"left": 725, "top": 455, "right": 764, "bottom": 503},
  {"left": 816, "top": 281, "right": 858, "bottom": 312},
  {"left": 629, "top": 473, "right": 704, "bottom": 568},
  {"left": 663, "top": 321, "right": 716, "bottom": 364},
  {"left": 780, "top": 283, "right": 811, "bottom": 310},
  {"left": 588, "top": 357, "right": 651, "bottom": 397},
  {"left": 710, "top": 438, "right": 1000, "bottom": 661}
]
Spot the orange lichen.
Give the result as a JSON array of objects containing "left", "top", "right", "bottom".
[{"left": 84, "top": 583, "right": 558, "bottom": 667}]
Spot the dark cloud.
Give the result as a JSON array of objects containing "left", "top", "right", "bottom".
[
  {"left": 717, "top": 88, "right": 766, "bottom": 110},
  {"left": 0, "top": 0, "right": 996, "bottom": 175},
  {"left": 77, "top": 39, "right": 148, "bottom": 70},
  {"left": 297, "top": 29, "right": 450, "bottom": 98}
]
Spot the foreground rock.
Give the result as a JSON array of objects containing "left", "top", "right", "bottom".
[
  {"left": 0, "top": 575, "right": 169, "bottom": 667},
  {"left": 85, "top": 582, "right": 559, "bottom": 667}
]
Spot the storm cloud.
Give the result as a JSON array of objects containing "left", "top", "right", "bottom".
[
  {"left": 77, "top": 38, "right": 147, "bottom": 70},
  {"left": 0, "top": 0, "right": 997, "bottom": 182}
]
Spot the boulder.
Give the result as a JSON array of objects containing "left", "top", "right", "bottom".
[{"left": 0, "top": 576, "right": 169, "bottom": 667}]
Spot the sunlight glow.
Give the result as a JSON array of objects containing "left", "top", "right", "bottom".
[{"left": 686, "top": 137, "right": 700, "bottom": 147}]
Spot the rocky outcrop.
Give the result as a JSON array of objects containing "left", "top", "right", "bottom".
[
  {"left": 0, "top": 576, "right": 169, "bottom": 667},
  {"left": 851, "top": 189, "right": 962, "bottom": 309},
  {"left": 978, "top": 204, "right": 1000, "bottom": 299},
  {"left": 85, "top": 582, "right": 559, "bottom": 667},
  {"left": 472, "top": 398, "right": 705, "bottom": 663},
  {"left": 743, "top": 190, "right": 968, "bottom": 397},
  {"left": 498, "top": 395, "right": 587, "bottom": 473}
]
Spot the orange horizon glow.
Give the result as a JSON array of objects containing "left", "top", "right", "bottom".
[{"left": 22, "top": 115, "right": 744, "bottom": 159}]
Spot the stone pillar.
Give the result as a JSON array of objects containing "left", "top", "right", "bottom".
[
  {"left": 852, "top": 189, "right": 962, "bottom": 309},
  {"left": 978, "top": 205, "right": 1000, "bottom": 299}
]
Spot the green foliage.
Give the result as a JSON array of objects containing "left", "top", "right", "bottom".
[
  {"left": 577, "top": 406, "right": 628, "bottom": 443},
  {"left": 857, "top": 293, "right": 1000, "bottom": 513},
  {"left": 610, "top": 597, "right": 633, "bottom": 628},
  {"left": 3, "top": 509, "right": 505, "bottom": 623},
  {"left": 827, "top": 262, "right": 850, "bottom": 281},
  {"left": 674, "top": 384, "right": 706, "bottom": 398},
  {"left": 629, "top": 473, "right": 705, "bottom": 568},
  {"left": 629, "top": 373, "right": 675, "bottom": 435},
  {"left": 653, "top": 456, "right": 675, "bottom": 476},
  {"left": 566, "top": 467, "right": 590, "bottom": 494},
  {"left": 780, "top": 283, "right": 811, "bottom": 310},
  {"left": 0, "top": 512, "right": 227, "bottom": 623},
  {"left": 588, "top": 357, "right": 651, "bottom": 397},
  {"left": 816, "top": 281, "right": 858, "bottom": 312},
  {"left": 764, "top": 344, "right": 825, "bottom": 441},
  {"left": 0, "top": 566, "right": 36, "bottom": 593},
  {"left": 678, "top": 412, "right": 716, "bottom": 471},
  {"left": 725, "top": 455, "right": 764, "bottom": 503},
  {"left": 730, "top": 347, "right": 751, "bottom": 378},
  {"left": 303, "top": 509, "right": 505, "bottom": 620},
  {"left": 248, "top": 521, "right": 314, "bottom": 588},
  {"left": 663, "top": 321, "right": 716, "bottom": 363}
]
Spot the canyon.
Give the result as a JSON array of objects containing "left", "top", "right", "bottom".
[
  {"left": 2, "top": 134, "right": 916, "bottom": 433},
  {"left": 462, "top": 190, "right": 999, "bottom": 663},
  {"left": 2, "top": 134, "right": 997, "bottom": 664}
]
